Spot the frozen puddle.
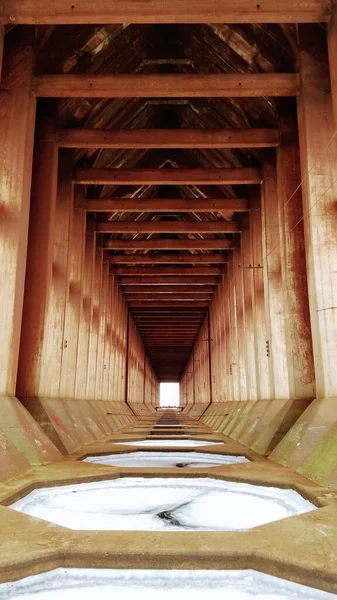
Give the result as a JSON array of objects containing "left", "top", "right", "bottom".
[
  {"left": 1, "top": 569, "right": 335, "bottom": 600},
  {"left": 83, "top": 451, "right": 249, "bottom": 468},
  {"left": 119, "top": 439, "right": 223, "bottom": 447},
  {"left": 9, "top": 477, "right": 315, "bottom": 531}
]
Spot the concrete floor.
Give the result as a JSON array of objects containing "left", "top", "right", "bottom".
[{"left": 1, "top": 419, "right": 337, "bottom": 595}]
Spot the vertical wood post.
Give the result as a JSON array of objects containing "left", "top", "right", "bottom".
[
  {"left": 37, "top": 150, "right": 73, "bottom": 398},
  {"left": 17, "top": 107, "right": 58, "bottom": 400},
  {"left": 261, "top": 152, "right": 290, "bottom": 400},
  {"left": 297, "top": 26, "right": 337, "bottom": 400},
  {"left": 328, "top": 10, "right": 337, "bottom": 127},
  {"left": 277, "top": 105, "right": 315, "bottom": 400},
  {"left": 0, "top": 31, "right": 36, "bottom": 396}
]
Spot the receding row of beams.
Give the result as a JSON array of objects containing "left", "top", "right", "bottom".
[
  {"left": 120, "top": 286, "right": 216, "bottom": 293},
  {"left": 104, "top": 240, "right": 233, "bottom": 249},
  {"left": 96, "top": 221, "right": 239, "bottom": 234},
  {"left": 115, "top": 267, "right": 222, "bottom": 275},
  {"left": 125, "top": 294, "right": 213, "bottom": 300},
  {"left": 108, "top": 254, "right": 227, "bottom": 264},
  {"left": 0, "top": 1, "right": 329, "bottom": 23},
  {"left": 75, "top": 168, "right": 261, "bottom": 185},
  {"left": 128, "top": 301, "right": 210, "bottom": 307},
  {"left": 58, "top": 128, "right": 279, "bottom": 149},
  {"left": 35, "top": 74, "right": 299, "bottom": 98},
  {"left": 119, "top": 276, "right": 218, "bottom": 284},
  {"left": 80, "top": 198, "right": 249, "bottom": 213}
]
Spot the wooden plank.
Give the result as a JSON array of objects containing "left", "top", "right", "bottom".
[
  {"left": 120, "top": 285, "right": 216, "bottom": 293},
  {"left": 57, "top": 128, "right": 279, "bottom": 149},
  {"left": 76, "top": 167, "right": 261, "bottom": 185},
  {"left": 328, "top": 11, "right": 337, "bottom": 128},
  {"left": 80, "top": 197, "right": 249, "bottom": 212},
  {"left": 119, "top": 276, "right": 218, "bottom": 285},
  {"left": 97, "top": 221, "right": 240, "bottom": 234},
  {"left": 125, "top": 294, "right": 213, "bottom": 300},
  {"left": 108, "top": 253, "right": 227, "bottom": 264},
  {"left": 0, "top": 26, "right": 3, "bottom": 80},
  {"left": 0, "top": 33, "right": 36, "bottom": 396},
  {"left": 104, "top": 239, "right": 233, "bottom": 250},
  {"left": 115, "top": 266, "right": 222, "bottom": 275},
  {"left": 1, "top": 1, "right": 328, "bottom": 24},
  {"left": 127, "top": 301, "right": 210, "bottom": 307},
  {"left": 35, "top": 74, "right": 300, "bottom": 99}
]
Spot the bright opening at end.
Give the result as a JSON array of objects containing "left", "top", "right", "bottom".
[{"left": 160, "top": 382, "right": 180, "bottom": 407}]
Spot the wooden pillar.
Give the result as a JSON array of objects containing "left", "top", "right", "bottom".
[
  {"left": 0, "top": 31, "right": 36, "bottom": 397},
  {"left": 277, "top": 105, "right": 315, "bottom": 400},
  {"left": 17, "top": 107, "right": 59, "bottom": 401},
  {"left": 328, "top": 11, "right": 337, "bottom": 128},
  {"left": 261, "top": 153, "right": 290, "bottom": 400},
  {"left": 37, "top": 150, "right": 73, "bottom": 398},
  {"left": 297, "top": 26, "right": 337, "bottom": 400},
  {"left": 242, "top": 225, "right": 258, "bottom": 401},
  {"left": 86, "top": 246, "right": 102, "bottom": 399},
  {"left": 0, "top": 26, "right": 4, "bottom": 79},
  {"left": 59, "top": 206, "right": 85, "bottom": 399},
  {"left": 75, "top": 220, "right": 95, "bottom": 399}
]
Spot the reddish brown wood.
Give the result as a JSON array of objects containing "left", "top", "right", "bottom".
[
  {"left": 128, "top": 301, "right": 210, "bottom": 307},
  {"left": 115, "top": 266, "right": 222, "bottom": 276},
  {"left": 1, "top": 0, "right": 328, "bottom": 24},
  {"left": 125, "top": 294, "right": 213, "bottom": 300},
  {"left": 35, "top": 74, "right": 300, "bottom": 99},
  {"left": 119, "top": 276, "right": 218, "bottom": 285},
  {"left": 104, "top": 239, "right": 233, "bottom": 250},
  {"left": 0, "top": 33, "right": 36, "bottom": 396},
  {"left": 80, "top": 197, "right": 249, "bottom": 213},
  {"left": 108, "top": 253, "right": 227, "bottom": 264},
  {"left": 120, "top": 285, "right": 216, "bottom": 293},
  {"left": 57, "top": 128, "right": 279, "bottom": 149},
  {"left": 17, "top": 113, "right": 58, "bottom": 399},
  {"left": 76, "top": 167, "right": 261, "bottom": 185}
]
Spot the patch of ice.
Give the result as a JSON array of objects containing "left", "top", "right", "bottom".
[
  {"left": 9, "top": 477, "right": 316, "bottom": 532},
  {"left": 0, "top": 568, "right": 335, "bottom": 599},
  {"left": 83, "top": 451, "right": 248, "bottom": 468},
  {"left": 119, "top": 439, "right": 224, "bottom": 447}
]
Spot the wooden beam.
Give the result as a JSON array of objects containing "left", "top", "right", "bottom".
[
  {"left": 35, "top": 74, "right": 300, "bottom": 99},
  {"left": 76, "top": 168, "right": 261, "bottom": 185},
  {"left": 108, "top": 253, "right": 227, "bottom": 264},
  {"left": 119, "top": 276, "right": 218, "bottom": 285},
  {"left": 97, "top": 221, "right": 239, "bottom": 234},
  {"left": 127, "top": 301, "right": 210, "bottom": 307},
  {"left": 57, "top": 128, "right": 279, "bottom": 149},
  {"left": 120, "top": 285, "right": 216, "bottom": 293},
  {"left": 104, "top": 239, "right": 233, "bottom": 250},
  {"left": 1, "top": 1, "right": 328, "bottom": 24},
  {"left": 125, "top": 294, "right": 213, "bottom": 300},
  {"left": 115, "top": 266, "right": 222, "bottom": 276},
  {"left": 80, "top": 197, "right": 249, "bottom": 213}
]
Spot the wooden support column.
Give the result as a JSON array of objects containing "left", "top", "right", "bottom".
[
  {"left": 17, "top": 109, "right": 58, "bottom": 400},
  {"left": 102, "top": 271, "right": 113, "bottom": 401},
  {"left": 277, "top": 106, "right": 315, "bottom": 400},
  {"left": 0, "top": 26, "right": 4, "bottom": 79},
  {"left": 37, "top": 150, "right": 73, "bottom": 398},
  {"left": 241, "top": 225, "right": 258, "bottom": 402},
  {"left": 59, "top": 206, "right": 85, "bottom": 399},
  {"left": 95, "top": 261, "right": 108, "bottom": 401},
  {"left": 270, "top": 29, "right": 337, "bottom": 478},
  {"left": 0, "top": 31, "right": 36, "bottom": 397},
  {"left": 261, "top": 153, "right": 290, "bottom": 400},
  {"left": 86, "top": 247, "right": 103, "bottom": 399},
  {"left": 297, "top": 28, "right": 337, "bottom": 401},
  {"left": 75, "top": 220, "right": 95, "bottom": 399},
  {"left": 328, "top": 10, "right": 337, "bottom": 128}
]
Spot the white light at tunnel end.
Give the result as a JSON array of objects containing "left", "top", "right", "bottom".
[{"left": 0, "top": 568, "right": 335, "bottom": 599}]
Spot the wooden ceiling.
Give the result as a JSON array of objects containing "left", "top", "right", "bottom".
[{"left": 6, "top": 15, "right": 309, "bottom": 379}]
